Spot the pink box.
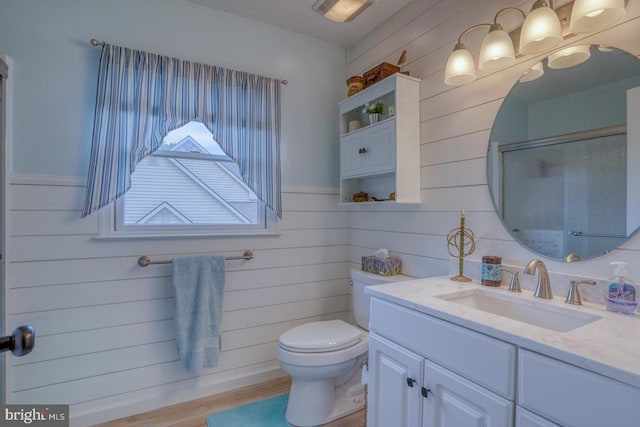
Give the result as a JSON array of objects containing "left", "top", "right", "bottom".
[{"left": 361, "top": 256, "right": 401, "bottom": 276}]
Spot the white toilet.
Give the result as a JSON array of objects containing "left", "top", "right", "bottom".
[{"left": 277, "top": 268, "right": 412, "bottom": 426}]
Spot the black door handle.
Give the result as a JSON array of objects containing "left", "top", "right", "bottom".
[{"left": 0, "top": 325, "right": 35, "bottom": 356}]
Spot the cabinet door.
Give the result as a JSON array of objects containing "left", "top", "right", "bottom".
[
  {"left": 368, "top": 333, "right": 423, "bottom": 427},
  {"left": 422, "top": 360, "right": 513, "bottom": 427},
  {"left": 340, "top": 132, "right": 366, "bottom": 178},
  {"left": 365, "top": 121, "right": 395, "bottom": 175},
  {"left": 516, "top": 407, "right": 560, "bottom": 427}
]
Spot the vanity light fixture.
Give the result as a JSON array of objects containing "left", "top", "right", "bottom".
[
  {"left": 444, "top": 0, "right": 627, "bottom": 86},
  {"left": 312, "top": 0, "right": 376, "bottom": 23},
  {"left": 446, "top": 3, "right": 559, "bottom": 86},
  {"left": 570, "top": 0, "right": 626, "bottom": 33},
  {"left": 547, "top": 44, "right": 591, "bottom": 69},
  {"left": 519, "top": 0, "right": 563, "bottom": 55}
]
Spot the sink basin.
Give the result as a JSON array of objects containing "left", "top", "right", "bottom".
[{"left": 436, "top": 288, "right": 602, "bottom": 332}]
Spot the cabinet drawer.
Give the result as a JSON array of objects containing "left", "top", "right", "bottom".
[
  {"left": 519, "top": 350, "right": 640, "bottom": 427},
  {"left": 516, "top": 407, "right": 560, "bottom": 427},
  {"left": 370, "top": 298, "right": 516, "bottom": 399}
]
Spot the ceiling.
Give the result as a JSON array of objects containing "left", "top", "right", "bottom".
[{"left": 187, "top": 0, "right": 413, "bottom": 47}]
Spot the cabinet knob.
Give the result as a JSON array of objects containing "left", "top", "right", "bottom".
[
  {"left": 406, "top": 378, "right": 416, "bottom": 388},
  {"left": 421, "top": 387, "right": 431, "bottom": 398},
  {"left": 358, "top": 147, "right": 368, "bottom": 154}
]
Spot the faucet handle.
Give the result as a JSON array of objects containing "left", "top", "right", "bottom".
[
  {"left": 565, "top": 280, "right": 597, "bottom": 305},
  {"left": 502, "top": 269, "right": 521, "bottom": 292}
]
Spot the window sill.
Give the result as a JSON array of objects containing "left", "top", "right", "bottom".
[{"left": 92, "top": 230, "right": 281, "bottom": 241}]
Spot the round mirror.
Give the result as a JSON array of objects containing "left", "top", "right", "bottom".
[{"left": 487, "top": 45, "right": 640, "bottom": 262}]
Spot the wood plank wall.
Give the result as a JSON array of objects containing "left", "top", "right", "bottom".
[
  {"left": 346, "top": 0, "right": 640, "bottom": 280},
  {"left": 5, "top": 176, "right": 350, "bottom": 425},
  {"left": 5, "top": 1, "right": 640, "bottom": 425}
]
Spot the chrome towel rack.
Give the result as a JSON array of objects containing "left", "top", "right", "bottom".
[{"left": 138, "top": 250, "right": 254, "bottom": 267}]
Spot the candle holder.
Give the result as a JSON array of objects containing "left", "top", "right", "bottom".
[{"left": 446, "top": 210, "right": 476, "bottom": 282}]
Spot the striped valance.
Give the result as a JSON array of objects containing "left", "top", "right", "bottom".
[{"left": 82, "top": 43, "right": 282, "bottom": 218}]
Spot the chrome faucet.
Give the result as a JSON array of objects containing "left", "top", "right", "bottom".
[{"left": 524, "top": 259, "right": 552, "bottom": 299}]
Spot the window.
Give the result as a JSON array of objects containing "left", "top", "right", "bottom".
[
  {"left": 104, "top": 121, "right": 274, "bottom": 237},
  {"left": 84, "top": 44, "right": 282, "bottom": 225}
]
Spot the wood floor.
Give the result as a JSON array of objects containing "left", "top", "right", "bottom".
[{"left": 93, "top": 376, "right": 366, "bottom": 427}]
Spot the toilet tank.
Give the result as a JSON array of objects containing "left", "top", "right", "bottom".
[{"left": 351, "top": 268, "right": 413, "bottom": 330}]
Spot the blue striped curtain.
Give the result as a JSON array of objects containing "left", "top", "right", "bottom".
[{"left": 82, "top": 43, "right": 282, "bottom": 218}]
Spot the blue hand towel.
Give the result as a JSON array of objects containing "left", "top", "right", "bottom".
[{"left": 172, "top": 255, "right": 226, "bottom": 373}]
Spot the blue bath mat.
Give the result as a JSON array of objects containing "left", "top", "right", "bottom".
[{"left": 207, "top": 393, "right": 290, "bottom": 427}]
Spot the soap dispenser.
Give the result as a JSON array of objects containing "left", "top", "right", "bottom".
[{"left": 605, "top": 261, "right": 638, "bottom": 315}]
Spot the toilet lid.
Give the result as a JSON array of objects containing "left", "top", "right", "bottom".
[{"left": 279, "top": 320, "right": 363, "bottom": 353}]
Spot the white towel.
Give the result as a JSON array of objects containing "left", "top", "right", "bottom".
[{"left": 172, "top": 255, "right": 226, "bottom": 373}]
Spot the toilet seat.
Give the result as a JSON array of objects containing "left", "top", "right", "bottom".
[{"left": 278, "top": 320, "right": 363, "bottom": 353}]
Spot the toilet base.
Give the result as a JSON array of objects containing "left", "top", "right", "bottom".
[{"left": 285, "top": 365, "right": 366, "bottom": 426}]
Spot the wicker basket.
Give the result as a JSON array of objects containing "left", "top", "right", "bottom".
[{"left": 363, "top": 62, "right": 400, "bottom": 88}]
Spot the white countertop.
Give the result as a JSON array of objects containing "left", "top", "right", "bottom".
[{"left": 366, "top": 276, "right": 640, "bottom": 389}]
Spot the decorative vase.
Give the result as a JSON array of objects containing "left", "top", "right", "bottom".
[
  {"left": 368, "top": 113, "right": 381, "bottom": 124},
  {"left": 346, "top": 76, "right": 364, "bottom": 97}
]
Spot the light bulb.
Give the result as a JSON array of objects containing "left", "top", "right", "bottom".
[
  {"left": 479, "top": 25, "right": 515, "bottom": 72},
  {"left": 570, "top": 0, "right": 626, "bottom": 33},
  {"left": 444, "top": 45, "right": 477, "bottom": 86},
  {"left": 519, "top": 61, "right": 544, "bottom": 82},
  {"left": 547, "top": 45, "right": 591, "bottom": 69},
  {"left": 519, "top": 4, "right": 562, "bottom": 55}
]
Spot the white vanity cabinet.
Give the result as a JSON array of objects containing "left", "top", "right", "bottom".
[
  {"left": 367, "top": 280, "right": 640, "bottom": 427},
  {"left": 368, "top": 298, "right": 516, "bottom": 427},
  {"left": 339, "top": 73, "right": 420, "bottom": 204}
]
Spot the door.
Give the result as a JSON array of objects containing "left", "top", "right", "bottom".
[
  {"left": 367, "top": 332, "right": 423, "bottom": 427},
  {"left": 0, "top": 55, "right": 7, "bottom": 404},
  {"left": 422, "top": 360, "right": 513, "bottom": 427}
]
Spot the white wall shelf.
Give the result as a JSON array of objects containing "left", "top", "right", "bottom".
[{"left": 339, "top": 73, "right": 421, "bottom": 204}]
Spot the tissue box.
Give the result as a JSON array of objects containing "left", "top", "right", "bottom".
[{"left": 361, "top": 256, "right": 401, "bottom": 276}]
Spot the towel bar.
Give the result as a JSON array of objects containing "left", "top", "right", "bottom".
[
  {"left": 138, "top": 250, "right": 253, "bottom": 267},
  {"left": 568, "top": 231, "right": 625, "bottom": 238}
]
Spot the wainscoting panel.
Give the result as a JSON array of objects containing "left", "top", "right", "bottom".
[{"left": 5, "top": 178, "right": 350, "bottom": 423}]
